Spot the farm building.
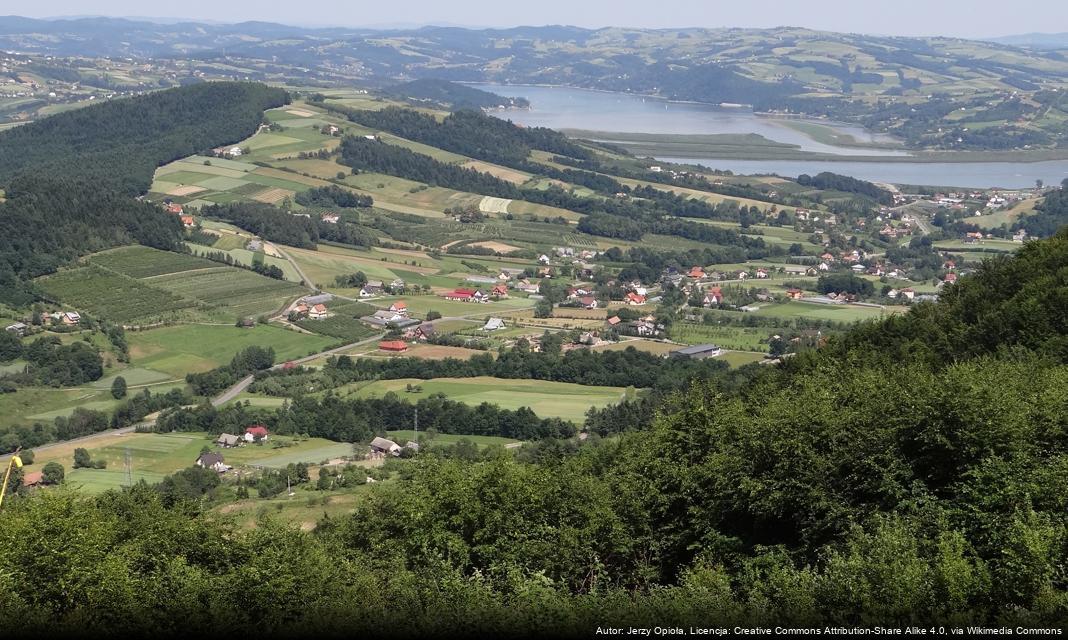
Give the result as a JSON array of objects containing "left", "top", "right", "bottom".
[
  {"left": 245, "top": 425, "right": 269, "bottom": 442},
  {"left": 215, "top": 434, "right": 242, "bottom": 448},
  {"left": 370, "top": 436, "right": 402, "bottom": 457},
  {"left": 379, "top": 340, "right": 408, "bottom": 352},
  {"left": 670, "top": 344, "right": 724, "bottom": 360},
  {"left": 5, "top": 322, "right": 27, "bottom": 336}
]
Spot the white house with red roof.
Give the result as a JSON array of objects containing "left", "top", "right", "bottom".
[
  {"left": 244, "top": 425, "right": 269, "bottom": 442},
  {"left": 703, "top": 287, "right": 724, "bottom": 307},
  {"left": 308, "top": 304, "right": 329, "bottom": 319}
]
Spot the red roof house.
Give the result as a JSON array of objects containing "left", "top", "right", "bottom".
[
  {"left": 244, "top": 425, "right": 269, "bottom": 442},
  {"left": 625, "top": 292, "right": 646, "bottom": 306},
  {"left": 379, "top": 340, "right": 408, "bottom": 352}
]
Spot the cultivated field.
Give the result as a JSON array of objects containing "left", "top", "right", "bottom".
[
  {"left": 337, "top": 376, "right": 631, "bottom": 422},
  {"left": 128, "top": 324, "right": 335, "bottom": 376},
  {"left": 36, "top": 265, "right": 198, "bottom": 324}
]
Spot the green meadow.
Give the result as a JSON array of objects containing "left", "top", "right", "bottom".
[{"left": 335, "top": 376, "right": 632, "bottom": 422}]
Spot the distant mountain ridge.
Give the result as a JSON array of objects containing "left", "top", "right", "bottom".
[{"left": 989, "top": 32, "right": 1068, "bottom": 49}]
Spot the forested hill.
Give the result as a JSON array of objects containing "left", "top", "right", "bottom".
[
  {"left": 0, "top": 82, "right": 287, "bottom": 302},
  {"left": 386, "top": 79, "right": 529, "bottom": 110},
  {"left": 0, "top": 82, "right": 287, "bottom": 195}
]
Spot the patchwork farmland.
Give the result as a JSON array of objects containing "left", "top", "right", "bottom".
[{"left": 38, "top": 246, "right": 309, "bottom": 324}]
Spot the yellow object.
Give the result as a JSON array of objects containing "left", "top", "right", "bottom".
[{"left": 0, "top": 453, "right": 21, "bottom": 509}]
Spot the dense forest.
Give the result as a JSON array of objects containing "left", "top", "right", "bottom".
[
  {"left": 1016, "top": 179, "right": 1068, "bottom": 237},
  {"left": 0, "top": 82, "right": 288, "bottom": 303},
  {"left": 3, "top": 230, "right": 1066, "bottom": 632}
]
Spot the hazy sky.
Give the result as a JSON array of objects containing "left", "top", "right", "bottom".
[{"left": 5, "top": 0, "right": 1067, "bottom": 38}]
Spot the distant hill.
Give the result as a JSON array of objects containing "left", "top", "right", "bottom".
[
  {"left": 2, "top": 16, "right": 1068, "bottom": 150},
  {"left": 989, "top": 32, "right": 1068, "bottom": 49},
  {"left": 386, "top": 79, "right": 529, "bottom": 110}
]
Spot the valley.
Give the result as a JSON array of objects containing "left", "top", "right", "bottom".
[{"left": 0, "top": 12, "right": 1067, "bottom": 633}]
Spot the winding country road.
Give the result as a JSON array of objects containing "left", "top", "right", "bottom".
[{"left": 1, "top": 332, "right": 386, "bottom": 461}]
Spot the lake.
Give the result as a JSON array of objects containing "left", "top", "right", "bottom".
[{"left": 475, "top": 83, "right": 1068, "bottom": 188}]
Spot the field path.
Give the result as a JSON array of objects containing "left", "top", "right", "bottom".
[
  {"left": 1, "top": 333, "right": 385, "bottom": 462},
  {"left": 272, "top": 244, "right": 312, "bottom": 287}
]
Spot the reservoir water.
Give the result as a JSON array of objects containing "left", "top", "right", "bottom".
[{"left": 474, "top": 83, "right": 1068, "bottom": 188}]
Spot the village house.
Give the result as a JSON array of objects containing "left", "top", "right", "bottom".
[
  {"left": 755, "top": 268, "right": 769, "bottom": 279},
  {"left": 899, "top": 288, "right": 916, "bottom": 301},
  {"left": 444, "top": 288, "right": 487, "bottom": 303},
  {"left": 735, "top": 270, "right": 749, "bottom": 280},
  {"left": 538, "top": 254, "right": 551, "bottom": 265},
  {"left": 60, "top": 312, "right": 81, "bottom": 326},
  {"left": 625, "top": 292, "right": 646, "bottom": 306},
  {"left": 482, "top": 317, "right": 506, "bottom": 331},
  {"left": 703, "top": 287, "right": 724, "bottom": 307},
  {"left": 786, "top": 288, "right": 805, "bottom": 300},
  {"left": 578, "top": 296, "right": 598, "bottom": 310},
  {"left": 245, "top": 425, "right": 269, "bottom": 442},
  {"left": 405, "top": 323, "right": 437, "bottom": 341},
  {"left": 321, "top": 213, "right": 340, "bottom": 224},
  {"left": 491, "top": 284, "right": 509, "bottom": 298},
  {"left": 516, "top": 280, "right": 540, "bottom": 294},
  {"left": 195, "top": 452, "right": 230, "bottom": 473},
  {"left": 606, "top": 316, "right": 622, "bottom": 328},
  {"left": 360, "top": 281, "right": 384, "bottom": 297},
  {"left": 308, "top": 304, "right": 329, "bottom": 320},
  {"left": 180, "top": 215, "right": 195, "bottom": 227},
  {"left": 215, "top": 434, "right": 242, "bottom": 448},
  {"left": 943, "top": 272, "right": 958, "bottom": 284},
  {"left": 688, "top": 266, "right": 706, "bottom": 280},
  {"left": 628, "top": 319, "right": 660, "bottom": 337},
  {"left": 5, "top": 322, "right": 27, "bottom": 337},
  {"left": 388, "top": 302, "right": 409, "bottom": 315},
  {"left": 379, "top": 340, "right": 408, "bottom": 352}
]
